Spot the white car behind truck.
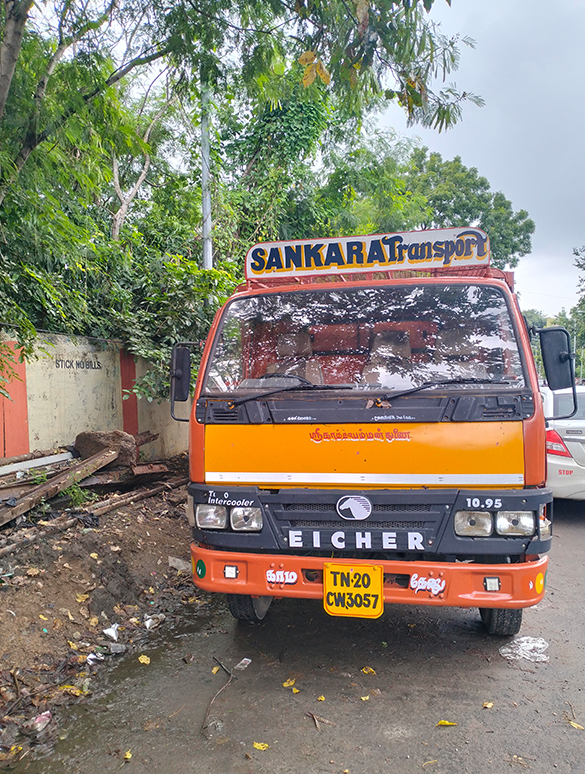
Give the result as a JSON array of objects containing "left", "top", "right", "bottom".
[{"left": 543, "top": 386, "right": 585, "bottom": 500}]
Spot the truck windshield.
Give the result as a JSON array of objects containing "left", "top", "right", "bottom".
[{"left": 202, "top": 283, "right": 526, "bottom": 395}]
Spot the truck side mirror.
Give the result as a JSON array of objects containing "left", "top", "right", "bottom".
[
  {"left": 170, "top": 344, "right": 194, "bottom": 422},
  {"left": 537, "top": 326, "right": 577, "bottom": 419}
]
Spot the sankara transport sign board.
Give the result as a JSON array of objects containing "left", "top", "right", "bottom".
[{"left": 245, "top": 227, "right": 490, "bottom": 280}]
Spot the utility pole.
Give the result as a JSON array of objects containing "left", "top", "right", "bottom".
[{"left": 201, "top": 76, "right": 212, "bottom": 270}]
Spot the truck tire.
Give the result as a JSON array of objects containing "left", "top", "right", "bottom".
[
  {"left": 227, "top": 594, "right": 273, "bottom": 623},
  {"left": 479, "top": 607, "right": 523, "bottom": 636}
]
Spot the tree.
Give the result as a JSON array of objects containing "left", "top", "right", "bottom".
[{"left": 403, "top": 148, "right": 535, "bottom": 268}]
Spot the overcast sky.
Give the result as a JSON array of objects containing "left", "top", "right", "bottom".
[{"left": 379, "top": 0, "right": 584, "bottom": 318}]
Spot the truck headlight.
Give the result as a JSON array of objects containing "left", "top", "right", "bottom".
[
  {"left": 495, "top": 511, "right": 535, "bottom": 536},
  {"left": 454, "top": 511, "right": 493, "bottom": 536},
  {"left": 231, "top": 507, "right": 263, "bottom": 531},
  {"left": 196, "top": 504, "right": 227, "bottom": 529}
]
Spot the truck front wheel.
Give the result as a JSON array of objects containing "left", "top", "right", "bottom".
[
  {"left": 227, "top": 594, "right": 273, "bottom": 623},
  {"left": 479, "top": 607, "right": 523, "bottom": 636}
]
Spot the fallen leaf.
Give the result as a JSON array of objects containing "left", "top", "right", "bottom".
[
  {"left": 88, "top": 616, "right": 99, "bottom": 627},
  {"left": 422, "top": 761, "right": 438, "bottom": 768},
  {"left": 138, "top": 655, "right": 151, "bottom": 665},
  {"left": 76, "top": 594, "right": 89, "bottom": 603},
  {"left": 89, "top": 553, "right": 98, "bottom": 560},
  {"left": 361, "top": 666, "right": 376, "bottom": 675},
  {"left": 283, "top": 678, "right": 296, "bottom": 688},
  {"left": 67, "top": 640, "right": 79, "bottom": 650},
  {"left": 483, "top": 702, "right": 494, "bottom": 709},
  {"left": 212, "top": 666, "right": 220, "bottom": 674},
  {"left": 59, "top": 685, "right": 83, "bottom": 696},
  {"left": 317, "top": 695, "right": 325, "bottom": 701},
  {"left": 361, "top": 696, "right": 370, "bottom": 701},
  {"left": 39, "top": 614, "right": 48, "bottom": 621},
  {"left": 253, "top": 742, "right": 269, "bottom": 750},
  {"left": 27, "top": 568, "right": 40, "bottom": 576},
  {"left": 436, "top": 720, "right": 457, "bottom": 726},
  {"left": 568, "top": 720, "right": 584, "bottom": 730},
  {"left": 110, "top": 546, "right": 121, "bottom": 552},
  {"left": 123, "top": 750, "right": 132, "bottom": 760},
  {"left": 292, "top": 687, "right": 300, "bottom": 694}
]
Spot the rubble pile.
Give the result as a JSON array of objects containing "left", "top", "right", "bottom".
[{"left": 0, "top": 435, "right": 198, "bottom": 766}]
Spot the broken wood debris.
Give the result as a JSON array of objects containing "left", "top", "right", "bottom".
[
  {"left": 81, "top": 476, "right": 187, "bottom": 518},
  {"left": 78, "top": 462, "right": 169, "bottom": 491},
  {"left": 0, "top": 514, "right": 78, "bottom": 558},
  {"left": 134, "top": 431, "right": 159, "bottom": 447},
  {"left": 0, "top": 449, "right": 119, "bottom": 528}
]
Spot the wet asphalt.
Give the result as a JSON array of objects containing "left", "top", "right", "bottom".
[{"left": 13, "top": 499, "right": 585, "bottom": 774}]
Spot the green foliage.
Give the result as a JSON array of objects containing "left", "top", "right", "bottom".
[
  {"left": 0, "top": 0, "right": 537, "bottom": 403},
  {"left": 403, "top": 148, "right": 535, "bottom": 268}
]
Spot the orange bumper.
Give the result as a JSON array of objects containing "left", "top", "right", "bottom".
[{"left": 190, "top": 543, "right": 548, "bottom": 609}]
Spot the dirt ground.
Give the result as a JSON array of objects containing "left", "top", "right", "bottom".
[{"left": 0, "top": 455, "right": 203, "bottom": 766}]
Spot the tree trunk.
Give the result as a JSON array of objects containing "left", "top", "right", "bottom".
[{"left": 0, "top": 0, "right": 34, "bottom": 125}]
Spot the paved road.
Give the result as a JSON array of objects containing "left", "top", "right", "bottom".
[{"left": 16, "top": 499, "right": 585, "bottom": 774}]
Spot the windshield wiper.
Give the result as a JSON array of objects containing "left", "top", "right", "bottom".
[
  {"left": 228, "top": 373, "right": 341, "bottom": 407},
  {"left": 373, "top": 377, "right": 511, "bottom": 404}
]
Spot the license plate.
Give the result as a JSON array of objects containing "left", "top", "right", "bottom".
[{"left": 323, "top": 563, "right": 384, "bottom": 619}]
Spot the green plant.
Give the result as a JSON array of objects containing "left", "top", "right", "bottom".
[
  {"left": 63, "top": 482, "right": 98, "bottom": 508},
  {"left": 29, "top": 470, "right": 48, "bottom": 485}
]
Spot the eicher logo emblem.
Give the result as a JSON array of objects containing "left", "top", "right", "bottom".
[{"left": 336, "top": 496, "right": 373, "bottom": 521}]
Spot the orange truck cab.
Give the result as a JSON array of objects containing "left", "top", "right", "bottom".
[{"left": 171, "top": 227, "right": 576, "bottom": 635}]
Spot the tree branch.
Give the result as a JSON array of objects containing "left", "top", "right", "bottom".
[{"left": 0, "top": 44, "right": 171, "bottom": 207}]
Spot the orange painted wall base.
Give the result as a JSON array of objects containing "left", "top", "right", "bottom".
[{"left": 0, "top": 343, "right": 29, "bottom": 457}]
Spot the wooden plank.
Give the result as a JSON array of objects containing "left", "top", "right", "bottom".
[
  {"left": 0, "top": 448, "right": 119, "bottom": 528},
  {"left": 134, "top": 431, "right": 160, "bottom": 447},
  {"left": 85, "top": 476, "right": 187, "bottom": 517},
  {"left": 0, "top": 452, "right": 73, "bottom": 478}
]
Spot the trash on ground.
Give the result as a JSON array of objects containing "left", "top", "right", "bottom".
[
  {"left": 168, "top": 556, "right": 191, "bottom": 572},
  {"left": 24, "top": 711, "right": 52, "bottom": 733},
  {"left": 103, "top": 623, "right": 120, "bottom": 641},
  {"left": 109, "top": 643, "right": 127, "bottom": 655},
  {"left": 498, "top": 636, "right": 550, "bottom": 663},
  {"left": 234, "top": 657, "right": 251, "bottom": 670},
  {"left": 144, "top": 613, "right": 165, "bottom": 630}
]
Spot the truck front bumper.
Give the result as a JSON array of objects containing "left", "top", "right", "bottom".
[{"left": 190, "top": 543, "right": 548, "bottom": 609}]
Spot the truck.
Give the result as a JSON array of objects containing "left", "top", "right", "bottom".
[{"left": 170, "top": 227, "right": 575, "bottom": 636}]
